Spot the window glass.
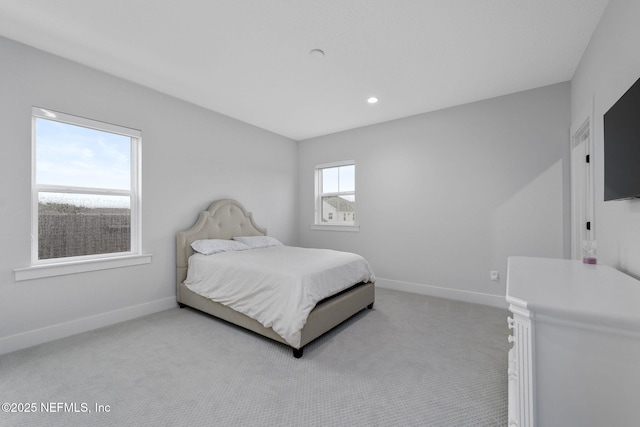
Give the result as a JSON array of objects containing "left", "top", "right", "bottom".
[
  {"left": 322, "top": 167, "right": 339, "bottom": 193},
  {"left": 35, "top": 119, "right": 131, "bottom": 189},
  {"left": 321, "top": 164, "right": 354, "bottom": 193},
  {"left": 37, "top": 193, "right": 131, "bottom": 260},
  {"left": 338, "top": 165, "right": 355, "bottom": 192}
]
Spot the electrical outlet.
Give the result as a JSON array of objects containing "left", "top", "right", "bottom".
[{"left": 490, "top": 270, "right": 499, "bottom": 281}]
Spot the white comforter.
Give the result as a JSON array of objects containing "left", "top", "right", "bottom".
[{"left": 183, "top": 246, "right": 375, "bottom": 348}]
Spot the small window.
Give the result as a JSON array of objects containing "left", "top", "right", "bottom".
[
  {"left": 31, "top": 107, "right": 142, "bottom": 264},
  {"left": 315, "top": 161, "right": 356, "bottom": 225}
]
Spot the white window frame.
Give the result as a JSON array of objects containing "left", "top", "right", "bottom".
[
  {"left": 14, "top": 107, "right": 151, "bottom": 281},
  {"left": 311, "top": 160, "right": 359, "bottom": 232}
]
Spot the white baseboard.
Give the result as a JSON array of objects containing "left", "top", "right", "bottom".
[
  {"left": 0, "top": 297, "right": 177, "bottom": 356},
  {"left": 376, "top": 278, "right": 507, "bottom": 309}
]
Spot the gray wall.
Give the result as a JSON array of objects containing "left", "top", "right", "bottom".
[
  {"left": 572, "top": 0, "right": 640, "bottom": 278},
  {"left": 298, "top": 83, "right": 571, "bottom": 304},
  {"left": 0, "top": 37, "right": 298, "bottom": 352}
]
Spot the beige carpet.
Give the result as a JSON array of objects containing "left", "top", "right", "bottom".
[{"left": 0, "top": 288, "right": 508, "bottom": 426}]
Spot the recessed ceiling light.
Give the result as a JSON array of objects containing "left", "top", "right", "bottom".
[
  {"left": 309, "top": 49, "right": 325, "bottom": 59},
  {"left": 367, "top": 97, "right": 379, "bottom": 104}
]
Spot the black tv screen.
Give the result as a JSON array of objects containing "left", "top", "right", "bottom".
[{"left": 604, "top": 76, "right": 640, "bottom": 201}]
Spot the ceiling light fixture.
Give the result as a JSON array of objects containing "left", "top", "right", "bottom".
[
  {"left": 309, "top": 49, "right": 325, "bottom": 59},
  {"left": 367, "top": 97, "right": 379, "bottom": 104}
]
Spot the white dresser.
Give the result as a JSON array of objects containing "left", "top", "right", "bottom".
[{"left": 506, "top": 257, "right": 640, "bottom": 427}]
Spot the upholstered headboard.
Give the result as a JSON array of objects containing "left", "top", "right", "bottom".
[{"left": 176, "top": 199, "right": 266, "bottom": 287}]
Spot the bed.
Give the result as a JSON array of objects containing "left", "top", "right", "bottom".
[{"left": 176, "top": 199, "right": 375, "bottom": 358}]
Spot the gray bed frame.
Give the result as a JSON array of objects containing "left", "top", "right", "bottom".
[{"left": 176, "top": 199, "right": 375, "bottom": 358}]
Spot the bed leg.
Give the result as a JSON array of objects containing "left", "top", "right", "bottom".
[
  {"left": 178, "top": 302, "right": 186, "bottom": 308},
  {"left": 367, "top": 303, "right": 374, "bottom": 309},
  {"left": 293, "top": 347, "right": 303, "bottom": 358}
]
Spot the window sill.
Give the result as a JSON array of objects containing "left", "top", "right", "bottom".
[
  {"left": 14, "top": 254, "right": 153, "bottom": 281},
  {"left": 309, "top": 224, "right": 360, "bottom": 232}
]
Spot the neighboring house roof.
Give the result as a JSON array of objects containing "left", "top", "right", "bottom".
[{"left": 323, "top": 196, "right": 355, "bottom": 212}]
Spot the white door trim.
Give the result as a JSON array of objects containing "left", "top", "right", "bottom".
[{"left": 570, "top": 98, "right": 595, "bottom": 260}]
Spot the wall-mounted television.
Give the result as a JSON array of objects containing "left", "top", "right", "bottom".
[{"left": 604, "top": 76, "right": 640, "bottom": 201}]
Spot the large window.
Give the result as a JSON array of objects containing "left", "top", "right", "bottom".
[
  {"left": 31, "top": 107, "right": 142, "bottom": 264},
  {"left": 315, "top": 160, "right": 356, "bottom": 225}
]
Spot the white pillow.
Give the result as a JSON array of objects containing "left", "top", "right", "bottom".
[
  {"left": 191, "top": 239, "right": 250, "bottom": 255},
  {"left": 233, "top": 236, "right": 283, "bottom": 249}
]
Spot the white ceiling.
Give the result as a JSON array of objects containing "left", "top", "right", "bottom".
[{"left": 0, "top": 0, "right": 609, "bottom": 141}]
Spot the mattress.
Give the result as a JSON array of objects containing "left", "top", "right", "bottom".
[{"left": 183, "top": 245, "right": 375, "bottom": 347}]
